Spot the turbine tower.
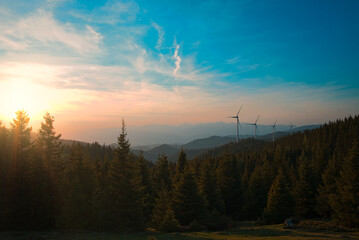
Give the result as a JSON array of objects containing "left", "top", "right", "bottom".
[
  {"left": 272, "top": 120, "right": 277, "bottom": 142},
  {"left": 249, "top": 115, "right": 260, "bottom": 138},
  {"left": 289, "top": 121, "right": 294, "bottom": 135},
  {"left": 227, "top": 105, "right": 243, "bottom": 143}
]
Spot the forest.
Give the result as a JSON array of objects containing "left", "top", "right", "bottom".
[{"left": 0, "top": 110, "right": 358, "bottom": 232}]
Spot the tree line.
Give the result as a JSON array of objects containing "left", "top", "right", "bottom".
[{"left": 0, "top": 111, "right": 358, "bottom": 231}]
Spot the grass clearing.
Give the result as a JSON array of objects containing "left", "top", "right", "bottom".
[{"left": 1, "top": 222, "right": 359, "bottom": 240}]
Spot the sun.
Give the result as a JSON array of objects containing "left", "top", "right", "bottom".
[{"left": 0, "top": 79, "right": 50, "bottom": 122}]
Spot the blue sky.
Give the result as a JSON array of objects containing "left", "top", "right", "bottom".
[{"left": 0, "top": 0, "right": 358, "bottom": 142}]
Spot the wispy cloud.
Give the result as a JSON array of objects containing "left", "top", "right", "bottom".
[
  {"left": 191, "top": 41, "right": 200, "bottom": 49},
  {"left": 0, "top": 9, "right": 102, "bottom": 55},
  {"left": 173, "top": 44, "right": 181, "bottom": 75},
  {"left": 101, "top": 0, "right": 139, "bottom": 23},
  {"left": 71, "top": 0, "right": 140, "bottom": 24},
  {"left": 225, "top": 56, "right": 261, "bottom": 73},
  {"left": 226, "top": 56, "right": 241, "bottom": 64},
  {"left": 151, "top": 21, "right": 164, "bottom": 50},
  {"left": 46, "top": 0, "right": 67, "bottom": 8},
  {"left": 0, "top": 0, "right": 357, "bottom": 135}
]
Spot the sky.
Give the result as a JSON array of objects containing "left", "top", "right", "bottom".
[{"left": 0, "top": 0, "right": 358, "bottom": 144}]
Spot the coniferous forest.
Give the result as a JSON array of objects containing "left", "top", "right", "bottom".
[{"left": 0, "top": 110, "right": 358, "bottom": 232}]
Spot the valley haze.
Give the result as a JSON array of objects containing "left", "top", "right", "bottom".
[{"left": 68, "top": 121, "right": 315, "bottom": 146}]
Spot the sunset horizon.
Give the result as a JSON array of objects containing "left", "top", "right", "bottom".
[
  {"left": 1, "top": 0, "right": 359, "bottom": 237},
  {"left": 1, "top": 0, "right": 358, "bottom": 143}
]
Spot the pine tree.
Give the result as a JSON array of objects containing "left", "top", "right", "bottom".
[
  {"left": 316, "top": 154, "right": 339, "bottom": 217},
  {"left": 5, "top": 110, "right": 33, "bottom": 229},
  {"left": 216, "top": 153, "right": 242, "bottom": 219},
  {"left": 27, "top": 150, "right": 54, "bottom": 229},
  {"left": 10, "top": 110, "right": 32, "bottom": 160},
  {"left": 36, "top": 112, "right": 64, "bottom": 227},
  {"left": 135, "top": 152, "right": 153, "bottom": 224},
  {"left": 151, "top": 188, "right": 180, "bottom": 232},
  {"left": 263, "top": 168, "right": 294, "bottom": 224},
  {"left": 172, "top": 167, "right": 205, "bottom": 226},
  {"left": 244, "top": 160, "right": 272, "bottom": 220},
  {"left": 294, "top": 150, "right": 317, "bottom": 218},
  {"left": 58, "top": 144, "right": 94, "bottom": 229},
  {"left": 198, "top": 160, "right": 224, "bottom": 214},
  {"left": 0, "top": 121, "right": 8, "bottom": 227},
  {"left": 108, "top": 119, "right": 144, "bottom": 231},
  {"left": 174, "top": 148, "right": 187, "bottom": 181},
  {"left": 272, "top": 145, "right": 285, "bottom": 175},
  {"left": 330, "top": 139, "right": 359, "bottom": 227},
  {"left": 0, "top": 120, "right": 9, "bottom": 161},
  {"left": 37, "top": 112, "right": 63, "bottom": 169},
  {"left": 91, "top": 157, "right": 111, "bottom": 230},
  {"left": 153, "top": 154, "right": 172, "bottom": 195}
]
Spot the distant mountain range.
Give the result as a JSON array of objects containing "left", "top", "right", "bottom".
[
  {"left": 66, "top": 121, "right": 321, "bottom": 146},
  {"left": 129, "top": 124, "right": 320, "bottom": 162},
  {"left": 28, "top": 123, "right": 320, "bottom": 162}
]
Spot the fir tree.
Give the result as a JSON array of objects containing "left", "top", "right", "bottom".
[
  {"left": 216, "top": 153, "right": 242, "bottom": 219},
  {"left": 0, "top": 121, "right": 8, "bottom": 227},
  {"left": 198, "top": 160, "right": 224, "bottom": 214},
  {"left": 172, "top": 167, "right": 205, "bottom": 226},
  {"left": 263, "top": 168, "right": 294, "bottom": 224},
  {"left": 10, "top": 110, "right": 32, "bottom": 160},
  {"left": 244, "top": 160, "right": 272, "bottom": 220},
  {"left": 58, "top": 144, "right": 94, "bottom": 229},
  {"left": 330, "top": 139, "right": 359, "bottom": 227},
  {"left": 316, "top": 154, "right": 339, "bottom": 217},
  {"left": 174, "top": 148, "right": 187, "bottom": 181},
  {"left": 19, "top": 144, "right": 54, "bottom": 229},
  {"left": 36, "top": 112, "right": 63, "bottom": 226},
  {"left": 151, "top": 188, "right": 179, "bottom": 232},
  {"left": 37, "top": 112, "right": 63, "bottom": 170},
  {"left": 5, "top": 110, "right": 33, "bottom": 229},
  {"left": 135, "top": 152, "right": 153, "bottom": 224},
  {"left": 153, "top": 154, "right": 172, "bottom": 195},
  {"left": 91, "top": 157, "right": 111, "bottom": 230},
  {"left": 108, "top": 120, "right": 144, "bottom": 231},
  {"left": 294, "top": 150, "right": 317, "bottom": 218}
]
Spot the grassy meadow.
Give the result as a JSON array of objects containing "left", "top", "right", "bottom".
[{"left": 1, "top": 221, "right": 359, "bottom": 240}]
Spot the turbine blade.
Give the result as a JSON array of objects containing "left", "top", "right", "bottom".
[
  {"left": 255, "top": 114, "right": 260, "bottom": 124},
  {"left": 237, "top": 104, "right": 243, "bottom": 116},
  {"left": 274, "top": 120, "right": 277, "bottom": 127}
]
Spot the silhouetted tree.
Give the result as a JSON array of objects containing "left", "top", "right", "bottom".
[
  {"left": 151, "top": 188, "right": 179, "bottom": 232},
  {"left": 5, "top": 110, "right": 33, "bottom": 229},
  {"left": 175, "top": 148, "right": 187, "bottom": 180},
  {"left": 263, "top": 168, "right": 294, "bottom": 224},
  {"left": 108, "top": 120, "right": 144, "bottom": 231},
  {"left": 135, "top": 152, "right": 153, "bottom": 224},
  {"left": 330, "top": 139, "right": 359, "bottom": 227},
  {"left": 294, "top": 150, "right": 317, "bottom": 218},
  {"left": 153, "top": 154, "right": 172, "bottom": 195},
  {"left": 58, "top": 144, "right": 94, "bottom": 229},
  {"left": 173, "top": 167, "right": 205, "bottom": 225},
  {"left": 216, "top": 153, "right": 242, "bottom": 219},
  {"left": 316, "top": 154, "right": 339, "bottom": 217},
  {"left": 198, "top": 160, "right": 224, "bottom": 214}
]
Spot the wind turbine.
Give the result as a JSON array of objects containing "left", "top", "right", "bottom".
[
  {"left": 249, "top": 115, "right": 260, "bottom": 138},
  {"left": 272, "top": 120, "right": 277, "bottom": 142},
  {"left": 289, "top": 122, "right": 295, "bottom": 135},
  {"left": 227, "top": 105, "right": 243, "bottom": 143}
]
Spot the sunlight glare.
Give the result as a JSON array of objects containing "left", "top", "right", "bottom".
[{"left": 0, "top": 79, "right": 50, "bottom": 122}]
